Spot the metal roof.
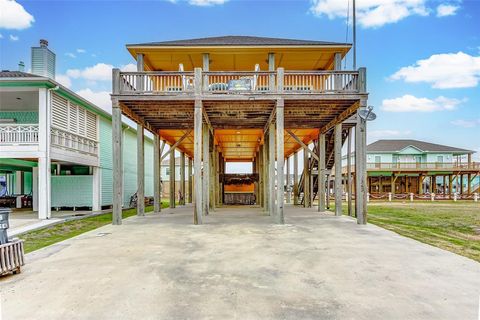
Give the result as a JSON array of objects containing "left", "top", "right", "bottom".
[
  {"left": 367, "top": 139, "right": 474, "bottom": 154},
  {"left": 0, "top": 71, "right": 42, "bottom": 78},
  {"left": 128, "top": 35, "right": 350, "bottom": 47}
]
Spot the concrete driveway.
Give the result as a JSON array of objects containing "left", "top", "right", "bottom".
[{"left": 1, "top": 205, "right": 479, "bottom": 320}]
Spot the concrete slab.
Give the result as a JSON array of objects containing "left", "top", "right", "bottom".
[{"left": 1, "top": 205, "right": 479, "bottom": 320}]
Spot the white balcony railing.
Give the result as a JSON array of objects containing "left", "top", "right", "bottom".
[
  {"left": 115, "top": 68, "right": 366, "bottom": 95},
  {"left": 50, "top": 128, "right": 98, "bottom": 156},
  {"left": 0, "top": 124, "right": 39, "bottom": 144}
]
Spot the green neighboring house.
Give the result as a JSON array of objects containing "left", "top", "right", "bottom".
[
  {"left": 0, "top": 41, "right": 155, "bottom": 219},
  {"left": 363, "top": 139, "right": 478, "bottom": 195}
]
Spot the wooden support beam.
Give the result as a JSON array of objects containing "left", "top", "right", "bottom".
[
  {"left": 263, "top": 107, "right": 276, "bottom": 135},
  {"left": 303, "top": 147, "right": 310, "bottom": 208},
  {"left": 169, "top": 146, "right": 176, "bottom": 209},
  {"left": 286, "top": 156, "right": 291, "bottom": 204},
  {"left": 112, "top": 99, "right": 122, "bottom": 225},
  {"left": 161, "top": 129, "right": 192, "bottom": 161},
  {"left": 188, "top": 157, "right": 193, "bottom": 203},
  {"left": 334, "top": 123, "right": 342, "bottom": 216},
  {"left": 194, "top": 99, "right": 203, "bottom": 224},
  {"left": 318, "top": 132, "right": 326, "bottom": 212},
  {"left": 180, "top": 151, "right": 185, "bottom": 205},
  {"left": 346, "top": 127, "right": 353, "bottom": 216},
  {"left": 203, "top": 122, "right": 210, "bottom": 215},
  {"left": 355, "top": 110, "right": 367, "bottom": 224},
  {"left": 286, "top": 129, "right": 319, "bottom": 162},
  {"left": 263, "top": 132, "right": 269, "bottom": 212},
  {"left": 154, "top": 134, "right": 161, "bottom": 213},
  {"left": 268, "top": 122, "right": 275, "bottom": 216},
  {"left": 293, "top": 151, "right": 299, "bottom": 205},
  {"left": 209, "top": 145, "right": 215, "bottom": 211},
  {"left": 137, "top": 124, "right": 145, "bottom": 216},
  {"left": 276, "top": 99, "right": 285, "bottom": 224},
  {"left": 258, "top": 146, "right": 264, "bottom": 207},
  {"left": 320, "top": 101, "right": 359, "bottom": 134}
]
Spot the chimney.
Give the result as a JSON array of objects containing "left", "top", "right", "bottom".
[
  {"left": 31, "top": 39, "right": 56, "bottom": 79},
  {"left": 18, "top": 61, "right": 25, "bottom": 72}
]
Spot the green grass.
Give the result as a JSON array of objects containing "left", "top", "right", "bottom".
[
  {"left": 335, "top": 201, "right": 480, "bottom": 262},
  {"left": 21, "top": 202, "right": 171, "bottom": 253}
]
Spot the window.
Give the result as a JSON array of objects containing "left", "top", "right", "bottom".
[
  {"left": 166, "top": 168, "right": 170, "bottom": 176},
  {"left": 375, "top": 156, "right": 381, "bottom": 169}
]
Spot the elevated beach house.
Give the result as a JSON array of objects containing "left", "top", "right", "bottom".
[
  {"left": 0, "top": 40, "right": 157, "bottom": 219},
  {"left": 110, "top": 35, "right": 369, "bottom": 224},
  {"left": 364, "top": 140, "right": 479, "bottom": 196}
]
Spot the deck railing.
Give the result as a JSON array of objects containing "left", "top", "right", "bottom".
[
  {"left": 115, "top": 68, "right": 365, "bottom": 95},
  {"left": 0, "top": 124, "right": 39, "bottom": 144},
  {"left": 50, "top": 128, "right": 98, "bottom": 156},
  {"left": 343, "top": 162, "right": 480, "bottom": 173}
]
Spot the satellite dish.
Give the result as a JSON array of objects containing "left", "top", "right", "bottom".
[{"left": 358, "top": 106, "right": 377, "bottom": 121}]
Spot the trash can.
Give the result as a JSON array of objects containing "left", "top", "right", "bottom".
[{"left": 0, "top": 207, "right": 10, "bottom": 245}]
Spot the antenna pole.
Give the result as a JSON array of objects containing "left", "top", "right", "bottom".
[{"left": 353, "top": 0, "right": 356, "bottom": 70}]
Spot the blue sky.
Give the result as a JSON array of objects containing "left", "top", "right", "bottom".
[{"left": 1, "top": 0, "right": 479, "bottom": 163}]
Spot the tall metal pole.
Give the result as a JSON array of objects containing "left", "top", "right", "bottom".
[{"left": 353, "top": 0, "right": 357, "bottom": 70}]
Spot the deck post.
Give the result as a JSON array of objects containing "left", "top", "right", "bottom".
[
  {"left": 202, "top": 123, "right": 210, "bottom": 215},
  {"left": 334, "top": 123, "right": 342, "bottom": 216},
  {"left": 180, "top": 151, "right": 185, "bottom": 205},
  {"left": 169, "top": 146, "right": 176, "bottom": 209},
  {"left": 293, "top": 151, "right": 299, "bottom": 205},
  {"left": 194, "top": 99, "right": 203, "bottom": 224},
  {"left": 268, "top": 122, "right": 276, "bottom": 216},
  {"left": 209, "top": 146, "right": 215, "bottom": 211},
  {"left": 263, "top": 131, "right": 269, "bottom": 212},
  {"left": 188, "top": 157, "right": 193, "bottom": 203},
  {"left": 276, "top": 99, "right": 285, "bottom": 224},
  {"left": 355, "top": 109, "right": 368, "bottom": 224},
  {"left": 303, "top": 148, "right": 310, "bottom": 207},
  {"left": 258, "top": 146, "right": 264, "bottom": 207},
  {"left": 346, "top": 127, "right": 353, "bottom": 216},
  {"left": 286, "top": 156, "right": 291, "bottom": 203},
  {"left": 137, "top": 124, "right": 145, "bottom": 216},
  {"left": 153, "top": 134, "right": 161, "bottom": 213},
  {"left": 318, "top": 132, "right": 326, "bottom": 212},
  {"left": 268, "top": 53, "right": 275, "bottom": 91},
  {"left": 112, "top": 98, "right": 122, "bottom": 225},
  {"left": 334, "top": 52, "right": 342, "bottom": 90},
  {"left": 37, "top": 87, "right": 51, "bottom": 219}
]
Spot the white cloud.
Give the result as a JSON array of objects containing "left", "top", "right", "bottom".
[
  {"left": 75, "top": 89, "right": 112, "bottom": 113},
  {"left": 121, "top": 63, "right": 137, "bottom": 72},
  {"left": 451, "top": 119, "right": 480, "bottom": 128},
  {"left": 65, "top": 52, "right": 76, "bottom": 58},
  {"left": 381, "top": 94, "right": 462, "bottom": 112},
  {"left": 436, "top": 4, "right": 459, "bottom": 17},
  {"left": 310, "top": 0, "right": 428, "bottom": 28},
  {"left": 9, "top": 34, "right": 18, "bottom": 41},
  {"left": 67, "top": 63, "right": 113, "bottom": 81},
  {"left": 0, "top": 0, "right": 35, "bottom": 29},
  {"left": 66, "top": 62, "right": 136, "bottom": 82},
  {"left": 369, "top": 129, "right": 412, "bottom": 138},
  {"left": 76, "top": 48, "right": 86, "bottom": 53},
  {"left": 390, "top": 52, "right": 480, "bottom": 89},
  {"left": 188, "top": 0, "right": 227, "bottom": 6},
  {"left": 56, "top": 74, "right": 72, "bottom": 88}
]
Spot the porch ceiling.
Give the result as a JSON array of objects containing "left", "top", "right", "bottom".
[{"left": 120, "top": 98, "right": 359, "bottom": 161}]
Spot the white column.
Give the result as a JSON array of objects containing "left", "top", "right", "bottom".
[
  {"left": 14, "top": 171, "right": 23, "bottom": 194},
  {"left": 112, "top": 99, "right": 123, "bottom": 225},
  {"left": 92, "top": 167, "right": 102, "bottom": 211},
  {"left": 37, "top": 87, "right": 51, "bottom": 219},
  {"left": 286, "top": 156, "right": 291, "bottom": 203},
  {"left": 32, "top": 167, "right": 38, "bottom": 211},
  {"left": 318, "top": 133, "right": 326, "bottom": 212},
  {"left": 268, "top": 122, "right": 275, "bottom": 216},
  {"left": 202, "top": 124, "right": 210, "bottom": 215},
  {"left": 37, "top": 157, "right": 51, "bottom": 219},
  {"left": 355, "top": 110, "right": 368, "bottom": 224}
]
